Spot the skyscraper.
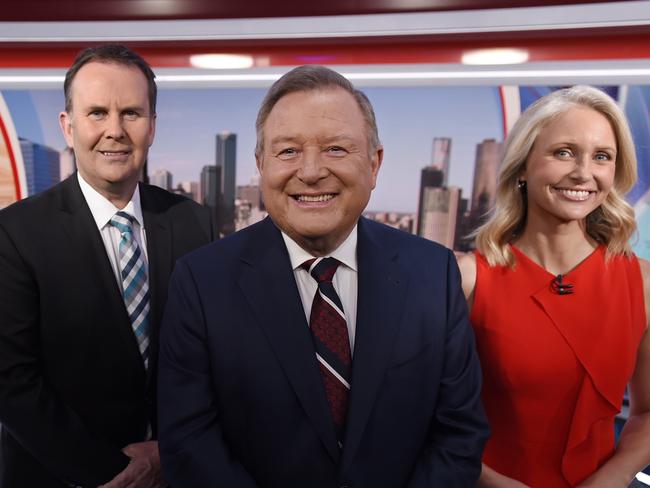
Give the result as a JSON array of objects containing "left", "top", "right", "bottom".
[
  {"left": 200, "top": 164, "right": 221, "bottom": 214},
  {"left": 178, "top": 180, "right": 200, "bottom": 203},
  {"left": 454, "top": 198, "right": 473, "bottom": 251},
  {"left": 216, "top": 132, "right": 237, "bottom": 235},
  {"left": 416, "top": 166, "right": 444, "bottom": 236},
  {"left": 19, "top": 138, "right": 60, "bottom": 196},
  {"left": 236, "top": 184, "right": 263, "bottom": 211},
  {"left": 418, "top": 185, "right": 462, "bottom": 248},
  {"left": 150, "top": 169, "right": 173, "bottom": 190},
  {"left": 470, "top": 138, "right": 503, "bottom": 219},
  {"left": 431, "top": 137, "right": 452, "bottom": 186}
]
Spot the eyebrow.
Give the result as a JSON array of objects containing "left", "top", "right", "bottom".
[
  {"left": 269, "top": 134, "right": 357, "bottom": 145},
  {"left": 319, "top": 134, "right": 356, "bottom": 144},
  {"left": 85, "top": 105, "right": 107, "bottom": 112},
  {"left": 121, "top": 105, "right": 147, "bottom": 112},
  {"left": 552, "top": 141, "right": 617, "bottom": 152},
  {"left": 83, "top": 104, "right": 147, "bottom": 113},
  {"left": 269, "top": 136, "right": 301, "bottom": 146}
]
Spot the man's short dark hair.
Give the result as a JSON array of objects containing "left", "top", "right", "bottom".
[
  {"left": 64, "top": 44, "right": 157, "bottom": 114},
  {"left": 255, "top": 65, "right": 380, "bottom": 156}
]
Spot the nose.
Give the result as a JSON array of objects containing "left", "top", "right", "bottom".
[
  {"left": 296, "top": 148, "right": 327, "bottom": 184},
  {"left": 105, "top": 113, "right": 125, "bottom": 140},
  {"left": 569, "top": 153, "right": 592, "bottom": 182}
]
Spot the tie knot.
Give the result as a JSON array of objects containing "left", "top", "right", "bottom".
[
  {"left": 302, "top": 257, "right": 341, "bottom": 283},
  {"left": 110, "top": 211, "right": 136, "bottom": 235}
]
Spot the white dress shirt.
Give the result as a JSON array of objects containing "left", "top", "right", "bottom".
[
  {"left": 77, "top": 172, "right": 149, "bottom": 292},
  {"left": 281, "top": 226, "right": 358, "bottom": 354}
]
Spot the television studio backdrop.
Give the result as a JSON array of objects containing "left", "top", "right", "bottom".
[{"left": 1, "top": 0, "right": 650, "bottom": 485}]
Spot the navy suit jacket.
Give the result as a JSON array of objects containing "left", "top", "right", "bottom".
[{"left": 158, "top": 216, "right": 488, "bottom": 487}]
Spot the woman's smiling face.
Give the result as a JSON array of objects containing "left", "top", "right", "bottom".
[{"left": 521, "top": 105, "right": 617, "bottom": 225}]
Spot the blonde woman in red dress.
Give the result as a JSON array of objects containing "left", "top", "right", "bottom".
[{"left": 458, "top": 86, "right": 650, "bottom": 488}]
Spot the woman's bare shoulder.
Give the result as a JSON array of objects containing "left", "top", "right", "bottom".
[{"left": 455, "top": 251, "right": 477, "bottom": 301}]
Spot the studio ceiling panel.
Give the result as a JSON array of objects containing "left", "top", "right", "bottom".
[{"left": 0, "top": 0, "right": 628, "bottom": 21}]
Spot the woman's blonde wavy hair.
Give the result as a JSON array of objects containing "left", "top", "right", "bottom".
[{"left": 475, "top": 85, "right": 638, "bottom": 267}]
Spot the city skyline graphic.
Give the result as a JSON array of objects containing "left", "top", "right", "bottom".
[{"left": 2, "top": 84, "right": 650, "bottom": 257}]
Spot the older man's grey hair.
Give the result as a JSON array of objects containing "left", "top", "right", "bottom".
[{"left": 255, "top": 65, "right": 380, "bottom": 156}]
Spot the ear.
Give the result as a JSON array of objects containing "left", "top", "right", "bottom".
[
  {"left": 59, "top": 111, "right": 74, "bottom": 149},
  {"left": 369, "top": 144, "right": 383, "bottom": 189},
  {"left": 255, "top": 151, "right": 264, "bottom": 174}
]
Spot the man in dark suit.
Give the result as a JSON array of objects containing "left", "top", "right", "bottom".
[
  {"left": 0, "top": 45, "right": 213, "bottom": 487},
  {"left": 158, "top": 65, "right": 488, "bottom": 487}
]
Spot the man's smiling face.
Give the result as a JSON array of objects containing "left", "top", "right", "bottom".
[
  {"left": 256, "top": 87, "right": 382, "bottom": 256},
  {"left": 59, "top": 61, "right": 156, "bottom": 198}
]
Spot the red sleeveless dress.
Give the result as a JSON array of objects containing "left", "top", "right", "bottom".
[{"left": 471, "top": 246, "right": 646, "bottom": 487}]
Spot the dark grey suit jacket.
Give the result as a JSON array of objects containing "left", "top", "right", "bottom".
[{"left": 0, "top": 174, "right": 214, "bottom": 487}]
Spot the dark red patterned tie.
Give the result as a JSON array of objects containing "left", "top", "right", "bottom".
[{"left": 302, "top": 257, "right": 351, "bottom": 445}]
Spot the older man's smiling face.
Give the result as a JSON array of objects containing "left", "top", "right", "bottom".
[{"left": 256, "top": 88, "right": 382, "bottom": 256}]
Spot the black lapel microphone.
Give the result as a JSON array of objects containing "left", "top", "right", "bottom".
[{"left": 551, "top": 274, "right": 574, "bottom": 295}]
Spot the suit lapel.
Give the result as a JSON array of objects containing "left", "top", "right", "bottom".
[
  {"left": 341, "top": 219, "right": 408, "bottom": 471},
  {"left": 58, "top": 176, "right": 145, "bottom": 379},
  {"left": 140, "top": 184, "right": 172, "bottom": 376},
  {"left": 237, "top": 218, "right": 341, "bottom": 463},
  {"left": 139, "top": 186, "right": 172, "bottom": 420}
]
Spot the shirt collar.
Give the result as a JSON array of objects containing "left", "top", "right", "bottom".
[
  {"left": 281, "top": 224, "right": 358, "bottom": 272},
  {"left": 77, "top": 172, "right": 144, "bottom": 231}
]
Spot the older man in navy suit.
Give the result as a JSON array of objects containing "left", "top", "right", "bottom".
[{"left": 158, "top": 65, "right": 488, "bottom": 487}]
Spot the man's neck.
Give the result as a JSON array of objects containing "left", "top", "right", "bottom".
[
  {"left": 79, "top": 172, "right": 138, "bottom": 210},
  {"left": 290, "top": 229, "right": 355, "bottom": 258}
]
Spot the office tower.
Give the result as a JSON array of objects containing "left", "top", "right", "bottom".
[
  {"left": 59, "top": 147, "right": 76, "bottom": 181},
  {"left": 234, "top": 178, "right": 266, "bottom": 231},
  {"left": 216, "top": 132, "right": 237, "bottom": 235},
  {"left": 416, "top": 166, "right": 462, "bottom": 248},
  {"left": 178, "top": 180, "right": 200, "bottom": 203},
  {"left": 431, "top": 137, "right": 452, "bottom": 186},
  {"left": 470, "top": 138, "right": 503, "bottom": 218},
  {"left": 236, "top": 184, "right": 262, "bottom": 210},
  {"left": 418, "top": 185, "right": 462, "bottom": 248},
  {"left": 416, "top": 166, "right": 444, "bottom": 236},
  {"left": 150, "top": 169, "right": 172, "bottom": 190},
  {"left": 200, "top": 164, "right": 221, "bottom": 221},
  {"left": 19, "top": 138, "right": 60, "bottom": 196},
  {"left": 454, "top": 198, "right": 473, "bottom": 251}
]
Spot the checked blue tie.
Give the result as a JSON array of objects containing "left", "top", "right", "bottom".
[{"left": 110, "top": 211, "right": 150, "bottom": 368}]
